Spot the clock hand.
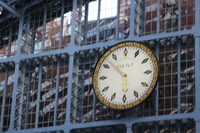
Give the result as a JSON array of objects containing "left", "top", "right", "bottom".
[
  {"left": 107, "top": 59, "right": 128, "bottom": 92},
  {"left": 123, "top": 74, "right": 128, "bottom": 92},
  {"left": 107, "top": 59, "right": 126, "bottom": 76}
]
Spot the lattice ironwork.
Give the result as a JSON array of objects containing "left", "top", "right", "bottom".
[{"left": 0, "top": 0, "right": 199, "bottom": 133}]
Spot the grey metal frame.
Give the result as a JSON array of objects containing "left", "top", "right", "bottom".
[{"left": 0, "top": 0, "right": 199, "bottom": 132}]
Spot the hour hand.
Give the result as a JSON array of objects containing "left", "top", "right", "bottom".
[{"left": 123, "top": 74, "right": 128, "bottom": 92}]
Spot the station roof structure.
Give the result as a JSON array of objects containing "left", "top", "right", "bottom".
[{"left": 0, "top": 0, "right": 75, "bottom": 23}]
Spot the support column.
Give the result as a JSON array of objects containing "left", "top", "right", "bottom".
[
  {"left": 0, "top": 67, "right": 8, "bottom": 132},
  {"left": 126, "top": 124, "right": 132, "bottom": 133},
  {"left": 194, "top": 0, "right": 200, "bottom": 132}
]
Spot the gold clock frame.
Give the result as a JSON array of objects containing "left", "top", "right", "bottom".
[{"left": 93, "top": 41, "right": 159, "bottom": 110}]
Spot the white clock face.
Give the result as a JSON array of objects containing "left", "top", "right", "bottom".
[{"left": 93, "top": 42, "right": 158, "bottom": 110}]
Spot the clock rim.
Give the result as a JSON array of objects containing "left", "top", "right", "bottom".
[{"left": 92, "top": 41, "right": 159, "bottom": 110}]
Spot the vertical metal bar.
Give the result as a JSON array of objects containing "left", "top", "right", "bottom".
[
  {"left": 76, "top": 1, "right": 83, "bottom": 46},
  {"left": 59, "top": 0, "right": 65, "bottom": 49},
  {"left": 134, "top": 0, "right": 144, "bottom": 37},
  {"left": 96, "top": 0, "right": 101, "bottom": 43},
  {"left": 31, "top": 11, "right": 37, "bottom": 54},
  {"left": 79, "top": 56, "right": 85, "bottom": 122},
  {"left": 195, "top": 0, "right": 200, "bottom": 132},
  {"left": 155, "top": 43, "right": 159, "bottom": 116},
  {"left": 8, "top": 10, "right": 23, "bottom": 130},
  {"left": 41, "top": 4, "right": 47, "bottom": 52},
  {"left": 34, "top": 60, "right": 43, "bottom": 128},
  {"left": 154, "top": 122, "right": 158, "bottom": 133},
  {"left": 195, "top": 36, "right": 200, "bottom": 133},
  {"left": 177, "top": 121, "right": 181, "bottom": 133},
  {"left": 16, "top": 14, "right": 24, "bottom": 56},
  {"left": 154, "top": 44, "right": 159, "bottom": 132},
  {"left": 196, "top": 122, "right": 200, "bottom": 133},
  {"left": 92, "top": 54, "right": 98, "bottom": 121},
  {"left": 83, "top": 3, "right": 89, "bottom": 45},
  {"left": 129, "top": 0, "right": 135, "bottom": 37},
  {"left": 156, "top": 0, "right": 160, "bottom": 34},
  {"left": 66, "top": 55, "right": 74, "bottom": 124},
  {"left": 73, "top": 55, "right": 81, "bottom": 123},
  {"left": 126, "top": 125, "right": 132, "bottom": 133},
  {"left": 24, "top": 14, "right": 30, "bottom": 55},
  {"left": 195, "top": 0, "right": 200, "bottom": 25},
  {"left": 194, "top": 0, "right": 200, "bottom": 107},
  {"left": 92, "top": 93, "right": 96, "bottom": 121},
  {"left": 177, "top": 41, "right": 181, "bottom": 113},
  {"left": 0, "top": 67, "right": 8, "bottom": 132},
  {"left": 8, "top": 63, "right": 19, "bottom": 131},
  {"left": 31, "top": 24, "right": 36, "bottom": 54},
  {"left": 177, "top": 0, "right": 181, "bottom": 31},
  {"left": 54, "top": 57, "right": 60, "bottom": 125},
  {"left": 17, "top": 65, "right": 26, "bottom": 130},
  {"left": 7, "top": 21, "right": 12, "bottom": 57},
  {"left": 24, "top": 65, "right": 32, "bottom": 129},
  {"left": 70, "top": 0, "right": 77, "bottom": 47},
  {"left": 115, "top": 0, "right": 120, "bottom": 40},
  {"left": 141, "top": 0, "right": 145, "bottom": 36},
  {"left": 66, "top": 0, "right": 77, "bottom": 124}
]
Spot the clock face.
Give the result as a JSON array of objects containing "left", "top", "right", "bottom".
[{"left": 93, "top": 41, "right": 159, "bottom": 110}]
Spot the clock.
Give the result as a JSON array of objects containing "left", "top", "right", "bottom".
[{"left": 92, "top": 41, "right": 159, "bottom": 110}]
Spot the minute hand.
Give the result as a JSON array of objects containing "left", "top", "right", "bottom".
[{"left": 107, "top": 59, "right": 125, "bottom": 76}]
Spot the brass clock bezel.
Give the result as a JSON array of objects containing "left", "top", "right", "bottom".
[{"left": 92, "top": 41, "right": 159, "bottom": 110}]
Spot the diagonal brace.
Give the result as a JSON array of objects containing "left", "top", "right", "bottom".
[{"left": 0, "top": 1, "right": 20, "bottom": 18}]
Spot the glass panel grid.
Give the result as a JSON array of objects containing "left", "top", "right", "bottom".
[
  {"left": 159, "top": 42, "right": 178, "bottom": 115},
  {"left": 180, "top": 37, "right": 195, "bottom": 113},
  {"left": 0, "top": 67, "right": 14, "bottom": 132},
  {"left": 74, "top": 0, "right": 124, "bottom": 46},
  {"left": 22, "top": 0, "right": 72, "bottom": 54},
  {"left": 71, "top": 52, "right": 96, "bottom": 123},
  {"left": 0, "top": 19, "right": 19, "bottom": 59},
  {"left": 134, "top": 0, "right": 195, "bottom": 36},
  {"left": 181, "top": 0, "right": 195, "bottom": 30},
  {"left": 159, "top": 1, "right": 178, "bottom": 33},
  {"left": 14, "top": 56, "right": 69, "bottom": 130},
  {"left": 132, "top": 119, "right": 195, "bottom": 133}
]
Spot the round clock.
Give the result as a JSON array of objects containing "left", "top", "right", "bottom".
[{"left": 92, "top": 41, "right": 159, "bottom": 110}]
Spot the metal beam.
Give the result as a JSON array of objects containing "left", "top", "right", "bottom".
[{"left": 0, "top": 0, "right": 20, "bottom": 18}]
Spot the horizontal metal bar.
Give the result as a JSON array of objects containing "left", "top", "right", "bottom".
[
  {"left": 128, "top": 29, "right": 194, "bottom": 41},
  {"left": 0, "top": 28, "right": 194, "bottom": 64},
  {"left": 10, "top": 111, "right": 195, "bottom": 133}
]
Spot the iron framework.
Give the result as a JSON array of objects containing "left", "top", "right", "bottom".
[{"left": 0, "top": 0, "right": 199, "bottom": 133}]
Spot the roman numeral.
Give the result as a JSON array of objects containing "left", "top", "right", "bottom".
[
  {"left": 99, "top": 76, "right": 107, "bottom": 80},
  {"left": 122, "top": 94, "right": 127, "bottom": 103},
  {"left": 112, "top": 54, "right": 117, "bottom": 60},
  {"left": 111, "top": 93, "right": 116, "bottom": 101},
  {"left": 103, "top": 64, "right": 110, "bottom": 68},
  {"left": 144, "top": 70, "right": 152, "bottom": 74},
  {"left": 141, "top": 58, "right": 149, "bottom": 64},
  {"left": 134, "top": 91, "right": 138, "bottom": 98},
  {"left": 124, "top": 48, "right": 128, "bottom": 56},
  {"left": 141, "top": 82, "right": 148, "bottom": 87},
  {"left": 135, "top": 50, "right": 139, "bottom": 58},
  {"left": 102, "top": 86, "right": 109, "bottom": 92}
]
